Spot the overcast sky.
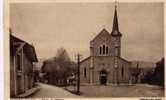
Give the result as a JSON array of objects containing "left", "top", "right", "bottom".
[{"left": 10, "top": 2, "right": 164, "bottom": 62}]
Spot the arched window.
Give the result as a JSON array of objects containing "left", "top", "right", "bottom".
[
  {"left": 99, "top": 46, "right": 102, "bottom": 55},
  {"left": 99, "top": 45, "right": 109, "bottom": 55},
  {"left": 103, "top": 45, "right": 105, "bottom": 55},
  {"left": 106, "top": 46, "right": 108, "bottom": 55}
]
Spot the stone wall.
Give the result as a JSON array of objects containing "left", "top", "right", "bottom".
[
  {"left": 117, "top": 58, "right": 131, "bottom": 83},
  {"left": 90, "top": 29, "right": 113, "bottom": 57},
  {"left": 80, "top": 28, "right": 131, "bottom": 85},
  {"left": 80, "top": 57, "right": 90, "bottom": 84},
  {"left": 80, "top": 56, "right": 131, "bottom": 84}
]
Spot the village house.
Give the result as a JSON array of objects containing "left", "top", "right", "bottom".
[{"left": 10, "top": 34, "right": 38, "bottom": 97}]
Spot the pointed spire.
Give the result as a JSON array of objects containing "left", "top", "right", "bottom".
[
  {"left": 111, "top": 1, "right": 122, "bottom": 37},
  {"left": 112, "top": 2, "right": 119, "bottom": 31}
]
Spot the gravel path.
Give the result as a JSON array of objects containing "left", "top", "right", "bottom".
[
  {"left": 77, "top": 84, "right": 164, "bottom": 97},
  {"left": 29, "top": 83, "right": 164, "bottom": 98},
  {"left": 29, "top": 83, "right": 81, "bottom": 98}
]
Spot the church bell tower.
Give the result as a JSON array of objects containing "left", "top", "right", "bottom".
[
  {"left": 111, "top": 4, "right": 122, "bottom": 57},
  {"left": 111, "top": 3, "right": 122, "bottom": 85}
]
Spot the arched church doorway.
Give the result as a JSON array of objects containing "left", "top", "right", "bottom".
[{"left": 99, "top": 69, "right": 108, "bottom": 85}]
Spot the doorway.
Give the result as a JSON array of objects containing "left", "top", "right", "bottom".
[{"left": 99, "top": 69, "right": 108, "bottom": 85}]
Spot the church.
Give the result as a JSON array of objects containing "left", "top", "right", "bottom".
[{"left": 80, "top": 5, "right": 131, "bottom": 85}]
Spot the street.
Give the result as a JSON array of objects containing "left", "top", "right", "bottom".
[
  {"left": 66, "top": 84, "right": 164, "bottom": 97},
  {"left": 29, "top": 83, "right": 164, "bottom": 98},
  {"left": 29, "top": 83, "right": 81, "bottom": 98}
]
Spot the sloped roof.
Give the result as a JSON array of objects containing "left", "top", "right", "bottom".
[
  {"left": 80, "top": 56, "right": 91, "bottom": 64},
  {"left": 10, "top": 34, "right": 38, "bottom": 62},
  {"left": 119, "top": 57, "right": 131, "bottom": 64},
  {"left": 90, "top": 28, "right": 111, "bottom": 43}
]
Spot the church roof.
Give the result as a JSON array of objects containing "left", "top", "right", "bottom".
[
  {"left": 119, "top": 57, "right": 131, "bottom": 64},
  {"left": 91, "top": 5, "right": 122, "bottom": 43},
  {"left": 80, "top": 56, "right": 131, "bottom": 65},
  {"left": 80, "top": 56, "right": 91, "bottom": 64},
  {"left": 90, "top": 28, "right": 111, "bottom": 43}
]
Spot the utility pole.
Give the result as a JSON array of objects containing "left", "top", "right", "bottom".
[{"left": 76, "top": 54, "right": 81, "bottom": 94}]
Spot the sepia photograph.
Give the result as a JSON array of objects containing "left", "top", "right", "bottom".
[{"left": 9, "top": 1, "right": 164, "bottom": 99}]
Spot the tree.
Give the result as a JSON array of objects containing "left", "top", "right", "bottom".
[
  {"left": 55, "top": 47, "right": 71, "bottom": 63},
  {"left": 41, "top": 47, "right": 76, "bottom": 86},
  {"left": 142, "top": 58, "right": 164, "bottom": 88},
  {"left": 55, "top": 47, "right": 71, "bottom": 82},
  {"left": 41, "top": 59, "right": 60, "bottom": 84},
  {"left": 151, "top": 58, "right": 164, "bottom": 87}
]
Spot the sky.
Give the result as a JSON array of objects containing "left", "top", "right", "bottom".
[{"left": 10, "top": 2, "right": 164, "bottom": 62}]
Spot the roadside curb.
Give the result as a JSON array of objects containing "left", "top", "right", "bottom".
[{"left": 17, "top": 86, "right": 41, "bottom": 98}]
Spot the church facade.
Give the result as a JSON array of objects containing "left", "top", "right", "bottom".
[{"left": 80, "top": 6, "right": 131, "bottom": 85}]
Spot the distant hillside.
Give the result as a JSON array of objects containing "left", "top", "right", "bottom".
[{"left": 131, "top": 61, "right": 156, "bottom": 69}]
